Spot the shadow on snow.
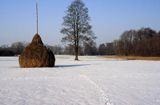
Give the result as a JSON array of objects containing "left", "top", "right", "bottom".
[{"left": 55, "top": 64, "right": 90, "bottom": 68}]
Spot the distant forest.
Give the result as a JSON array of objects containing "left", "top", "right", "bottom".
[
  {"left": 99, "top": 28, "right": 160, "bottom": 56},
  {"left": 0, "top": 27, "right": 160, "bottom": 56}
]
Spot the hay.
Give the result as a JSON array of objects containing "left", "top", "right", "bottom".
[
  {"left": 31, "top": 34, "right": 43, "bottom": 45},
  {"left": 19, "top": 33, "right": 55, "bottom": 68}
]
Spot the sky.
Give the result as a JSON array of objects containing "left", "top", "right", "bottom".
[{"left": 0, "top": 0, "right": 160, "bottom": 46}]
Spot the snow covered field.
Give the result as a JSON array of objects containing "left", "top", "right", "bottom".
[{"left": 0, "top": 55, "right": 160, "bottom": 105}]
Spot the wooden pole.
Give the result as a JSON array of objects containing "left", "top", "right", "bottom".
[{"left": 36, "top": 1, "right": 39, "bottom": 34}]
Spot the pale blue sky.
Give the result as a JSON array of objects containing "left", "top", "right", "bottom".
[{"left": 0, "top": 0, "right": 160, "bottom": 46}]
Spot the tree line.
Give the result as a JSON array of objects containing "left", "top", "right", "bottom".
[
  {"left": 0, "top": 42, "right": 63, "bottom": 56},
  {"left": 0, "top": 42, "right": 27, "bottom": 56},
  {"left": 0, "top": 42, "right": 97, "bottom": 56},
  {"left": 1, "top": 27, "right": 160, "bottom": 57},
  {"left": 99, "top": 28, "right": 160, "bottom": 56}
]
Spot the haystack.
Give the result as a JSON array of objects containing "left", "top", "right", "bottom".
[{"left": 19, "top": 33, "right": 55, "bottom": 67}]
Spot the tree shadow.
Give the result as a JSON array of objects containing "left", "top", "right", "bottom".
[{"left": 55, "top": 64, "right": 90, "bottom": 68}]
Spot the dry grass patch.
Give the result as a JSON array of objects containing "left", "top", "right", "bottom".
[{"left": 102, "top": 56, "right": 160, "bottom": 61}]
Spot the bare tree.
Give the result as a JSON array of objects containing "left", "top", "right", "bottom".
[
  {"left": 46, "top": 45, "right": 63, "bottom": 55},
  {"left": 98, "top": 44, "right": 106, "bottom": 55},
  {"left": 83, "top": 39, "right": 97, "bottom": 55},
  {"left": 61, "top": 0, "right": 96, "bottom": 60},
  {"left": 63, "top": 44, "right": 75, "bottom": 55},
  {"left": 11, "top": 42, "right": 28, "bottom": 55},
  {"left": 105, "top": 42, "right": 115, "bottom": 55}
]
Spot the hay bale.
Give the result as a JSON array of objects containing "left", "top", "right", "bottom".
[{"left": 19, "top": 33, "right": 55, "bottom": 68}]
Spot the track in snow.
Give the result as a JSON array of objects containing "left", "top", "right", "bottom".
[{"left": 79, "top": 74, "right": 113, "bottom": 105}]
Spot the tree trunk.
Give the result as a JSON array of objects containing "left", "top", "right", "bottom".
[
  {"left": 75, "top": 45, "right": 78, "bottom": 60},
  {"left": 75, "top": 36, "right": 79, "bottom": 60},
  {"left": 75, "top": 19, "right": 79, "bottom": 61},
  {"left": 74, "top": 39, "right": 78, "bottom": 60}
]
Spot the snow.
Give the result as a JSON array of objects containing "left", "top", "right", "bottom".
[{"left": 0, "top": 55, "right": 160, "bottom": 105}]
